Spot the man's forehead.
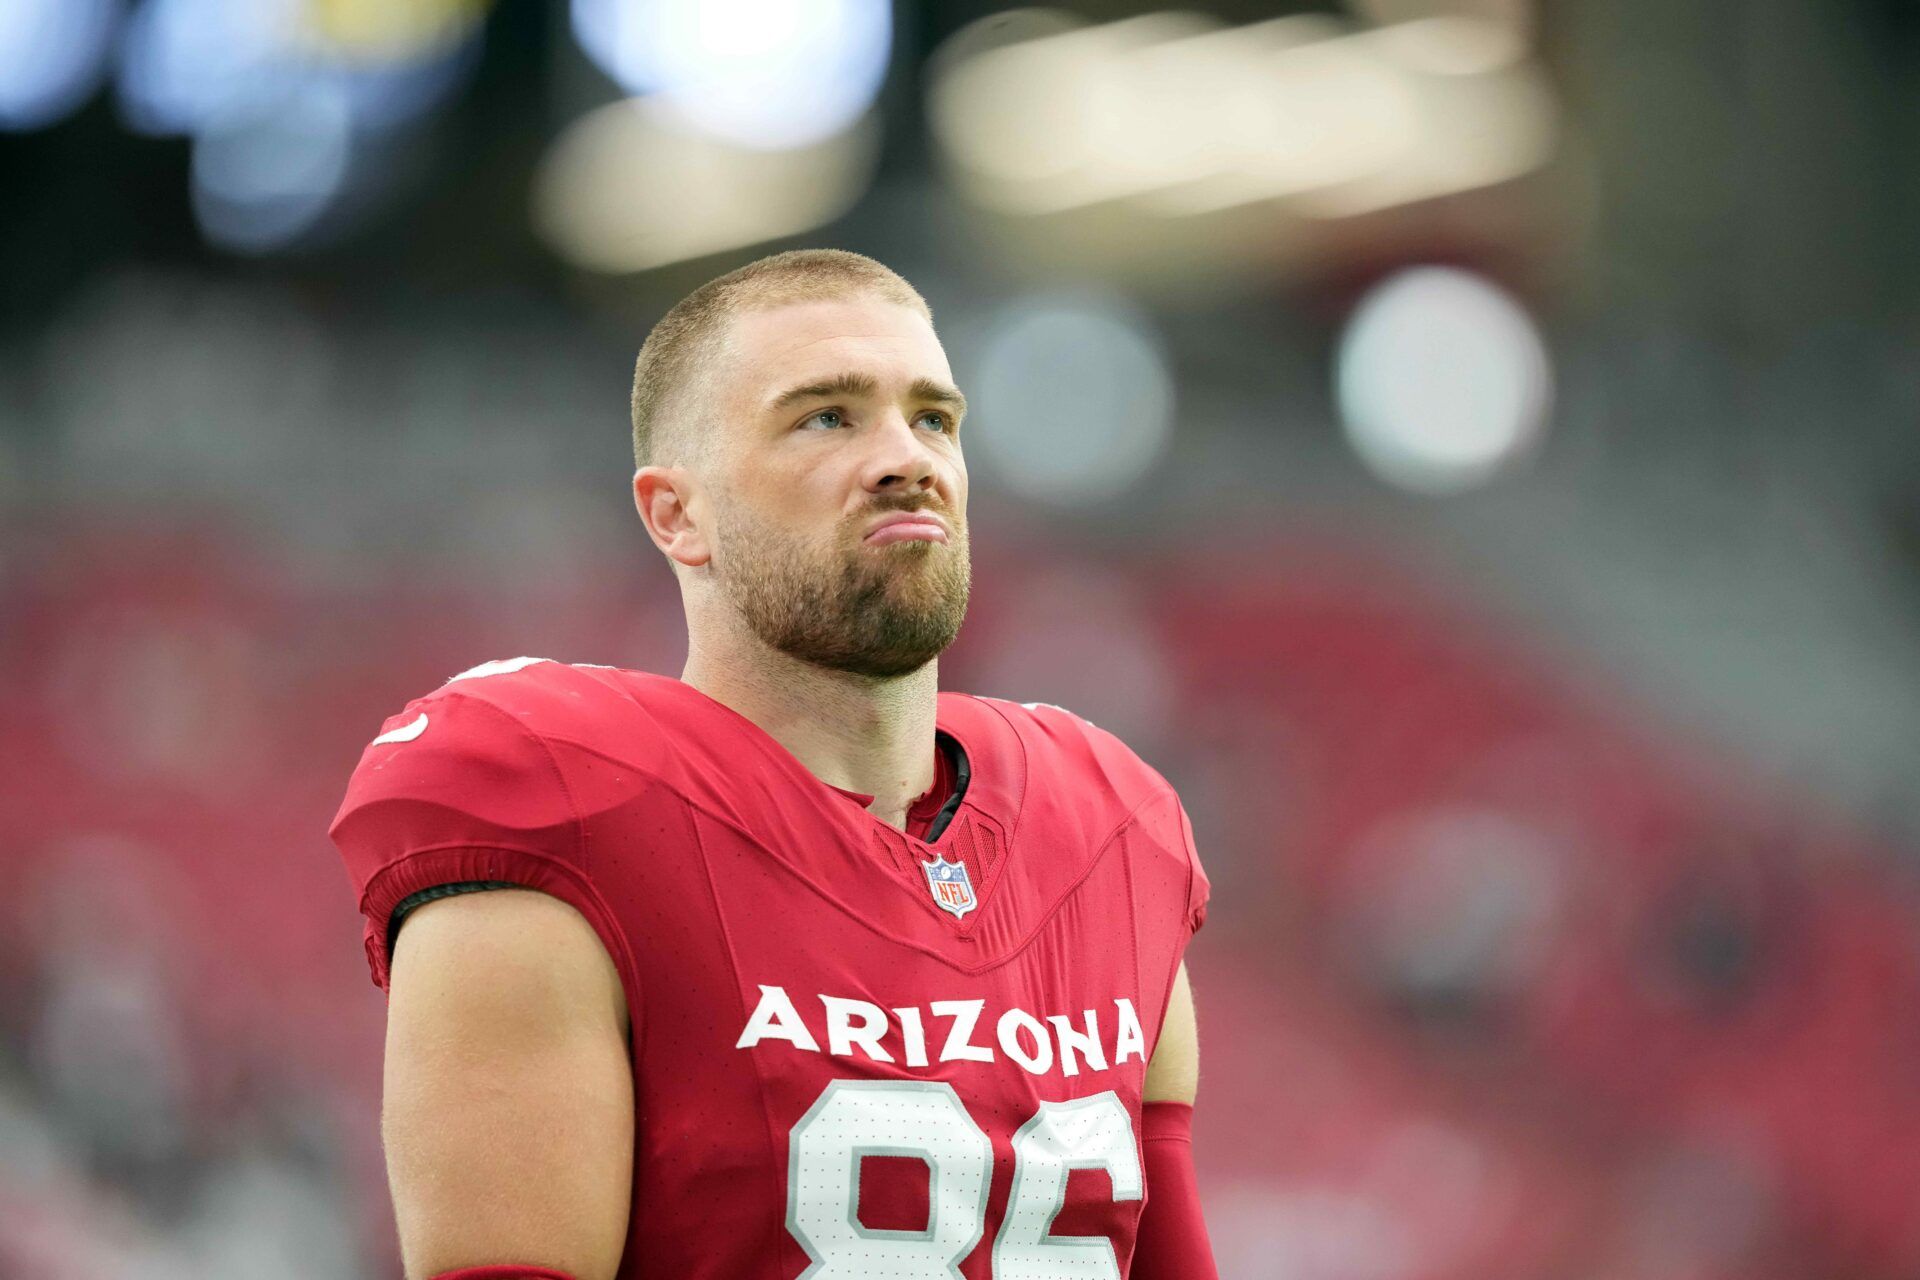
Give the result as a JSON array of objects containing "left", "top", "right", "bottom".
[{"left": 725, "top": 299, "right": 950, "bottom": 397}]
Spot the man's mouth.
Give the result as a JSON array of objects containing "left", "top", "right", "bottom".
[{"left": 864, "top": 512, "right": 950, "bottom": 545}]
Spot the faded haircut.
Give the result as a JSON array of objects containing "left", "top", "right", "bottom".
[{"left": 629, "top": 248, "right": 934, "bottom": 470}]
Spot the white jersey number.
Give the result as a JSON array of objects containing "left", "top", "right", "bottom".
[
  {"left": 788, "top": 1082, "right": 992, "bottom": 1278},
  {"left": 995, "top": 1095, "right": 1145, "bottom": 1279},
  {"left": 786, "top": 1082, "right": 1141, "bottom": 1279}
]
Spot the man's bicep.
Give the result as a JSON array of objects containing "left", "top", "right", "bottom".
[
  {"left": 1144, "top": 960, "right": 1199, "bottom": 1105},
  {"left": 384, "top": 888, "right": 634, "bottom": 1280}
]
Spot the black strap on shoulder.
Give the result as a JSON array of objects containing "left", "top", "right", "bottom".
[{"left": 387, "top": 879, "right": 523, "bottom": 958}]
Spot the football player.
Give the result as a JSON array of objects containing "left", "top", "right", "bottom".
[{"left": 330, "top": 250, "right": 1216, "bottom": 1279}]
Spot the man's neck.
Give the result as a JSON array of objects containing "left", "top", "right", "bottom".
[{"left": 681, "top": 632, "right": 938, "bottom": 832}]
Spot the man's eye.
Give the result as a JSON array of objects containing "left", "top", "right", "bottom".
[
  {"left": 918, "top": 411, "right": 954, "bottom": 433},
  {"left": 801, "top": 409, "right": 844, "bottom": 430}
]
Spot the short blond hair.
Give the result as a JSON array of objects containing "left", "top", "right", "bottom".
[{"left": 630, "top": 248, "right": 934, "bottom": 469}]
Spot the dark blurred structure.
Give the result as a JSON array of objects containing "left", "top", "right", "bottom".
[{"left": 3, "top": 1, "right": 1918, "bottom": 1277}]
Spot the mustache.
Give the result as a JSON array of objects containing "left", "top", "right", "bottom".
[{"left": 852, "top": 496, "right": 960, "bottom": 527}]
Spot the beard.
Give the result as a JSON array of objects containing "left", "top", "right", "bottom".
[{"left": 711, "top": 500, "right": 971, "bottom": 679}]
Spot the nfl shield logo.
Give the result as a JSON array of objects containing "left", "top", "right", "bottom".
[{"left": 921, "top": 854, "right": 978, "bottom": 920}]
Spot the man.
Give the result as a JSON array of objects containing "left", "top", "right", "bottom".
[{"left": 329, "top": 249, "right": 1216, "bottom": 1280}]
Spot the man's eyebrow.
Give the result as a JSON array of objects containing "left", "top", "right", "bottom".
[
  {"left": 912, "top": 377, "right": 969, "bottom": 420},
  {"left": 767, "top": 372, "right": 968, "bottom": 419}
]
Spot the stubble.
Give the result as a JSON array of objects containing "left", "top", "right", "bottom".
[{"left": 714, "top": 502, "right": 971, "bottom": 679}]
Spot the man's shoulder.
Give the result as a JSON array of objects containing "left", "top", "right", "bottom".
[
  {"left": 410, "top": 654, "right": 659, "bottom": 716},
  {"left": 949, "top": 692, "right": 1180, "bottom": 814},
  {"left": 327, "top": 655, "right": 686, "bottom": 994},
  {"left": 393, "top": 656, "right": 708, "bottom": 755},
  {"left": 330, "top": 657, "right": 712, "bottom": 865},
  {"left": 334, "top": 657, "right": 709, "bottom": 818},
  {"left": 946, "top": 692, "right": 1202, "bottom": 930}
]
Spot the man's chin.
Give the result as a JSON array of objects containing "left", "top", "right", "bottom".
[
  {"left": 859, "top": 536, "right": 942, "bottom": 559},
  {"left": 824, "top": 652, "right": 942, "bottom": 680},
  {"left": 865, "top": 577, "right": 967, "bottom": 623}
]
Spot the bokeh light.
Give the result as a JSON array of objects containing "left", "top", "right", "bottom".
[
  {"left": 189, "top": 83, "right": 355, "bottom": 255},
  {"left": 1336, "top": 266, "right": 1551, "bottom": 494},
  {"left": 5, "top": 3, "right": 1918, "bottom": 1275},
  {"left": 1139, "top": 20, "right": 1421, "bottom": 217},
  {"left": 322, "top": 34, "right": 481, "bottom": 131},
  {"left": 929, "top": 11, "right": 1220, "bottom": 216},
  {"left": 967, "top": 291, "right": 1174, "bottom": 505},
  {"left": 930, "top": 11, "right": 1554, "bottom": 224},
  {"left": 118, "top": 0, "right": 479, "bottom": 136},
  {"left": 569, "top": 0, "right": 891, "bottom": 150},
  {"left": 116, "top": 0, "right": 293, "bottom": 137},
  {"left": 305, "top": 0, "right": 487, "bottom": 60},
  {"left": 115, "top": 0, "right": 481, "bottom": 252},
  {"left": 0, "top": 0, "right": 121, "bottom": 131},
  {"left": 532, "top": 96, "right": 880, "bottom": 273}
]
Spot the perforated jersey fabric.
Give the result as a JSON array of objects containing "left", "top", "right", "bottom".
[{"left": 329, "top": 658, "right": 1208, "bottom": 1278}]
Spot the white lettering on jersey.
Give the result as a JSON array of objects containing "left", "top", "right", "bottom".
[
  {"left": 820, "top": 996, "right": 893, "bottom": 1062},
  {"left": 893, "top": 1005, "right": 930, "bottom": 1068},
  {"left": 1047, "top": 1009, "right": 1108, "bottom": 1078},
  {"left": 996, "top": 1009, "right": 1054, "bottom": 1075},
  {"left": 371, "top": 712, "right": 429, "bottom": 745},
  {"left": 446, "top": 655, "right": 551, "bottom": 684},
  {"left": 1113, "top": 997, "right": 1146, "bottom": 1066},
  {"left": 930, "top": 999, "right": 996, "bottom": 1065},
  {"left": 736, "top": 984, "right": 820, "bottom": 1052},
  {"left": 739, "top": 990, "right": 1150, "bottom": 1080}
]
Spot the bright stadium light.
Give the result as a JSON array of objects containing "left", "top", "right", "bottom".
[
  {"left": 1335, "top": 266, "right": 1551, "bottom": 494},
  {"left": 305, "top": 0, "right": 487, "bottom": 60},
  {"left": 0, "top": 0, "right": 121, "bottom": 131},
  {"left": 929, "top": 11, "right": 1226, "bottom": 215},
  {"left": 967, "top": 292, "right": 1174, "bottom": 505},
  {"left": 189, "top": 84, "right": 354, "bottom": 253},
  {"left": 325, "top": 32, "right": 482, "bottom": 130},
  {"left": 117, "top": 0, "right": 293, "bottom": 136},
  {"left": 927, "top": 10, "right": 1558, "bottom": 231},
  {"left": 118, "top": 0, "right": 481, "bottom": 253},
  {"left": 1372, "top": 15, "right": 1527, "bottom": 76},
  {"left": 569, "top": 0, "right": 891, "bottom": 150},
  {"left": 1290, "top": 19, "right": 1556, "bottom": 220},
  {"left": 533, "top": 96, "right": 880, "bottom": 272},
  {"left": 118, "top": 0, "right": 479, "bottom": 136},
  {"left": 1140, "top": 22, "right": 1420, "bottom": 217}
]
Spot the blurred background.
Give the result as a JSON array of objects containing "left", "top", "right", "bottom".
[{"left": 3, "top": 0, "right": 1919, "bottom": 1275}]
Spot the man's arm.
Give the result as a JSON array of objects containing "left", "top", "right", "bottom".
[
  {"left": 1142, "top": 961, "right": 1199, "bottom": 1105},
  {"left": 383, "top": 888, "right": 634, "bottom": 1280},
  {"left": 1134, "top": 961, "right": 1218, "bottom": 1278}
]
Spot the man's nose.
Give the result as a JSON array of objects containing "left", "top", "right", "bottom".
[{"left": 861, "top": 413, "right": 940, "bottom": 494}]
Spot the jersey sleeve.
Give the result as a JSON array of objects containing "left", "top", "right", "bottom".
[
  {"left": 1006, "top": 697, "right": 1210, "bottom": 939},
  {"left": 1095, "top": 718, "right": 1209, "bottom": 938},
  {"left": 327, "top": 683, "right": 634, "bottom": 997},
  {"left": 1171, "top": 794, "right": 1211, "bottom": 937}
]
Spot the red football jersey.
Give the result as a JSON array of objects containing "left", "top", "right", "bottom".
[{"left": 329, "top": 656, "right": 1209, "bottom": 1279}]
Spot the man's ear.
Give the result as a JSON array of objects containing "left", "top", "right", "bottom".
[{"left": 633, "top": 466, "right": 711, "bottom": 569}]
